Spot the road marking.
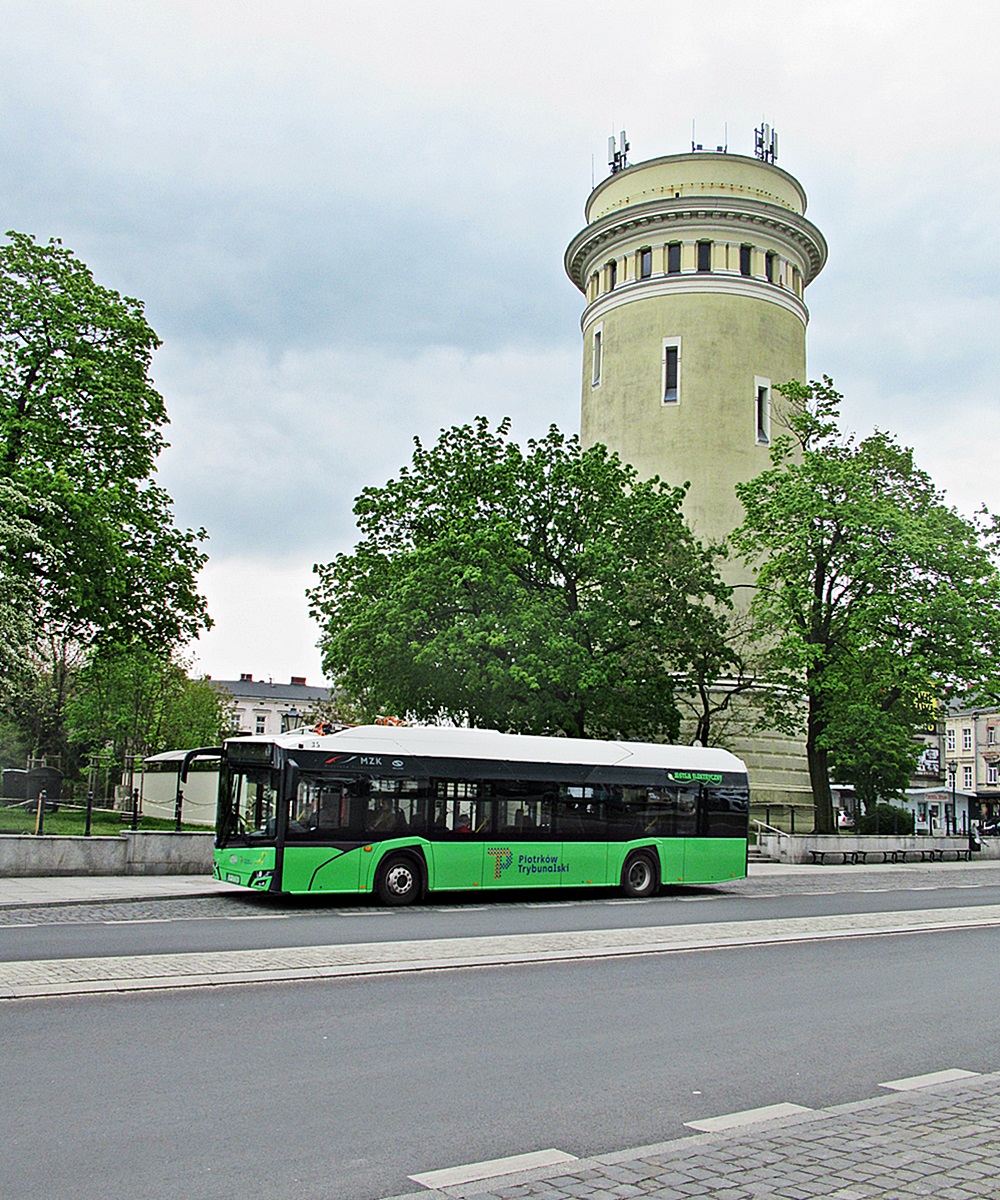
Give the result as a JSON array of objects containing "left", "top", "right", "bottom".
[
  {"left": 685, "top": 1102, "right": 812, "bottom": 1132},
  {"left": 409, "top": 1147, "right": 577, "bottom": 1188},
  {"left": 879, "top": 1069, "right": 980, "bottom": 1091}
]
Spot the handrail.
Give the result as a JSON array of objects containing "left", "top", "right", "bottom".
[{"left": 751, "top": 818, "right": 788, "bottom": 841}]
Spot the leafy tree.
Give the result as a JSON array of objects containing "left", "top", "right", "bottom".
[
  {"left": 732, "top": 379, "right": 1000, "bottom": 833},
  {"left": 0, "top": 477, "right": 50, "bottom": 688},
  {"left": 0, "top": 231, "right": 211, "bottom": 755},
  {"left": 309, "top": 418, "right": 734, "bottom": 741},
  {"left": 66, "top": 645, "right": 236, "bottom": 786}
]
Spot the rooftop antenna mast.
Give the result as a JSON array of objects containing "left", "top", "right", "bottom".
[
  {"left": 608, "top": 128, "right": 629, "bottom": 175},
  {"left": 754, "top": 121, "right": 778, "bottom": 164}
]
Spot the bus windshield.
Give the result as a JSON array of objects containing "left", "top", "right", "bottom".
[{"left": 220, "top": 766, "right": 280, "bottom": 845}]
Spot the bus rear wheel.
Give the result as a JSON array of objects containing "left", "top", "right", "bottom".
[
  {"left": 375, "top": 853, "right": 423, "bottom": 906},
  {"left": 620, "top": 851, "right": 658, "bottom": 898}
]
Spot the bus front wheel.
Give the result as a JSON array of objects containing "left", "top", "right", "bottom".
[
  {"left": 375, "top": 853, "right": 423, "bottom": 906},
  {"left": 620, "top": 851, "right": 658, "bottom": 899}
]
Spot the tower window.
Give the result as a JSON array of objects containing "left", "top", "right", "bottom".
[
  {"left": 765, "top": 251, "right": 775, "bottom": 282},
  {"left": 639, "top": 247, "right": 652, "bottom": 279},
  {"left": 592, "top": 327, "right": 603, "bottom": 387},
  {"left": 607, "top": 259, "right": 617, "bottom": 290},
  {"left": 754, "top": 377, "right": 771, "bottom": 444},
  {"left": 662, "top": 338, "right": 681, "bottom": 405},
  {"left": 667, "top": 242, "right": 681, "bottom": 274},
  {"left": 697, "top": 241, "right": 712, "bottom": 273},
  {"left": 740, "top": 244, "right": 752, "bottom": 276}
]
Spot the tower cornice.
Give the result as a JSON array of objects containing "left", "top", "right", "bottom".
[
  {"left": 564, "top": 196, "right": 828, "bottom": 291},
  {"left": 580, "top": 272, "right": 810, "bottom": 330}
]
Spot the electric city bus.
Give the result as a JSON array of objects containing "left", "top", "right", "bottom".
[{"left": 194, "top": 724, "right": 750, "bottom": 905}]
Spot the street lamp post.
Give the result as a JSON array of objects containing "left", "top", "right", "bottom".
[
  {"left": 282, "top": 706, "right": 301, "bottom": 733},
  {"left": 947, "top": 760, "right": 957, "bottom": 837}
]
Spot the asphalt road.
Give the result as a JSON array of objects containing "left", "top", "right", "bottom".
[
  {"left": 4, "top": 924, "right": 1000, "bottom": 1200},
  {"left": 2, "top": 874, "right": 1000, "bottom": 961}
]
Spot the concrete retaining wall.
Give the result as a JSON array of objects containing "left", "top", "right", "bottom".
[
  {"left": 0, "top": 832, "right": 215, "bottom": 877},
  {"left": 759, "top": 833, "right": 1000, "bottom": 864}
]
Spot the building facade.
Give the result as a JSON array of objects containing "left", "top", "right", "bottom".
[
  {"left": 210, "top": 674, "right": 333, "bottom": 738},
  {"left": 564, "top": 146, "right": 827, "bottom": 809}
]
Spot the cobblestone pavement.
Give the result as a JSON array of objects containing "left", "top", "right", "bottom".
[
  {"left": 1, "top": 862, "right": 1000, "bottom": 926},
  {"left": 387, "top": 1072, "right": 1000, "bottom": 1200}
]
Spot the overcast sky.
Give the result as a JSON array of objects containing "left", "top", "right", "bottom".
[{"left": 4, "top": 0, "right": 998, "bottom": 685}]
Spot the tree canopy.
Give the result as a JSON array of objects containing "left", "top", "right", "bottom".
[
  {"left": 66, "top": 645, "right": 236, "bottom": 783},
  {"left": 0, "top": 231, "right": 209, "bottom": 654},
  {"left": 0, "top": 231, "right": 212, "bottom": 760},
  {"left": 732, "top": 378, "right": 1000, "bottom": 831},
  {"left": 309, "top": 417, "right": 734, "bottom": 740}
]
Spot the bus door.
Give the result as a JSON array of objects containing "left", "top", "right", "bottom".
[
  {"left": 279, "top": 776, "right": 363, "bottom": 894},
  {"left": 554, "top": 789, "right": 609, "bottom": 886},
  {"left": 425, "top": 785, "right": 486, "bottom": 891}
]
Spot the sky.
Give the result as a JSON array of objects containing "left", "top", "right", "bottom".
[{"left": 3, "top": 0, "right": 998, "bottom": 686}]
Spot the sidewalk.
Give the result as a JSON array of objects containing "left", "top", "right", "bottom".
[
  {"left": 0, "top": 872, "right": 238, "bottom": 908},
  {"left": 2, "top": 858, "right": 1000, "bottom": 909},
  {"left": 388, "top": 1070, "right": 1000, "bottom": 1200}
]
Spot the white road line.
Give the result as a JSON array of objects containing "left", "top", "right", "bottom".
[
  {"left": 879, "top": 1068, "right": 980, "bottom": 1091},
  {"left": 409, "top": 1147, "right": 577, "bottom": 1188},
  {"left": 685, "top": 1102, "right": 813, "bottom": 1132}
]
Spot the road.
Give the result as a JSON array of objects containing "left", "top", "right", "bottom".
[
  {"left": 3, "top": 869, "right": 1000, "bottom": 961},
  {"left": 3, "top": 866, "right": 1000, "bottom": 1200}
]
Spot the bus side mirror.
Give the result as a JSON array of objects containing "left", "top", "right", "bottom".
[{"left": 283, "top": 759, "right": 300, "bottom": 803}]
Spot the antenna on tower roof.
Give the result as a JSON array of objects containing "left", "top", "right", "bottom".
[
  {"left": 754, "top": 121, "right": 779, "bottom": 164},
  {"left": 608, "top": 128, "right": 630, "bottom": 174}
]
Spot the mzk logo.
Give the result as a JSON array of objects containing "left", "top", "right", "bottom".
[{"left": 487, "top": 847, "right": 569, "bottom": 879}]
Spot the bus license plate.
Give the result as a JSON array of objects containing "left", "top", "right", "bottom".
[{"left": 226, "top": 872, "right": 241, "bottom": 884}]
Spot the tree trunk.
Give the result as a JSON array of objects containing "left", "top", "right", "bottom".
[{"left": 806, "top": 696, "right": 835, "bottom": 834}]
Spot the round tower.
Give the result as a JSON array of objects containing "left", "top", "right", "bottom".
[
  {"left": 564, "top": 145, "right": 828, "bottom": 812},
  {"left": 565, "top": 149, "right": 826, "bottom": 551}
]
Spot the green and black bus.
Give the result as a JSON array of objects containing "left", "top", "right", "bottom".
[{"left": 199, "top": 724, "right": 750, "bottom": 904}]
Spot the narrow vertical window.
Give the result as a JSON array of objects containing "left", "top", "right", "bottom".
[
  {"left": 765, "top": 251, "right": 775, "bottom": 282},
  {"left": 639, "top": 247, "right": 652, "bottom": 278},
  {"left": 667, "top": 242, "right": 681, "bottom": 274},
  {"left": 592, "top": 327, "right": 603, "bottom": 386},
  {"left": 740, "top": 244, "right": 752, "bottom": 276},
  {"left": 662, "top": 338, "right": 681, "bottom": 404},
  {"left": 697, "top": 241, "right": 712, "bottom": 273},
  {"left": 755, "top": 379, "right": 770, "bottom": 444},
  {"left": 607, "top": 260, "right": 617, "bottom": 290}
]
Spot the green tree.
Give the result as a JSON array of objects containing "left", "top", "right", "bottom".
[
  {"left": 0, "top": 477, "right": 50, "bottom": 687},
  {"left": 309, "top": 417, "right": 733, "bottom": 740},
  {"left": 0, "top": 231, "right": 211, "bottom": 755},
  {"left": 66, "top": 645, "right": 236, "bottom": 786},
  {"left": 732, "top": 378, "right": 1000, "bottom": 833}
]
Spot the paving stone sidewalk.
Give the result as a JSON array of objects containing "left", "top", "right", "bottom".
[{"left": 388, "top": 1072, "right": 1000, "bottom": 1200}]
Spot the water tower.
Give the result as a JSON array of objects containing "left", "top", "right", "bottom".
[{"left": 564, "top": 128, "right": 828, "bottom": 809}]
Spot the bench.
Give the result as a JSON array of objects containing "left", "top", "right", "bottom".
[
  {"left": 919, "top": 847, "right": 973, "bottom": 863},
  {"left": 808, "top": 847, "right": 973, "bottom": 865},
  {"left": 808, "top": 849, "right": 868, "bottom": 865}
]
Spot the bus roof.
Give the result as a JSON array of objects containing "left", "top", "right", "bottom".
[{"left": 235, "top": 724, "right": 747, "bottom": 775}]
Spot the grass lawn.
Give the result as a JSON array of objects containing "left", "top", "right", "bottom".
[{"left": 0, "top": 804, "right": 209, "bottom": 836}]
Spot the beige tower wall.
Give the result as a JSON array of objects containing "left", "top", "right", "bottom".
[{"left": 581, "top": 292, "right": 805, "bottom": 556}]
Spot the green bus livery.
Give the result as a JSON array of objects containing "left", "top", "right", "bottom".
[{"left": 196, "top": 725, "right": 750, "bottom": 905}]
